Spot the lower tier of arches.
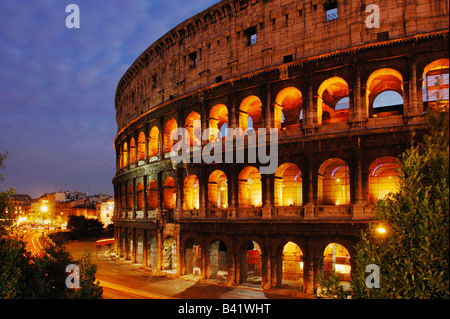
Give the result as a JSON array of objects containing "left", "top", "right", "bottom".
[{"left": 113, "top": 220, "right": 365, "bottom": 295}]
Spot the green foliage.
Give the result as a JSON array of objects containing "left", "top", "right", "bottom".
[
  {"left": 0, "top": 232, "right": 103, "bottom": 299},
  {"left": 352, "top": 107, "right": 449, "bottom": 298},
  {"left": 316, "top": 271, "right": 348, "bottom": 299},
  {"left": 68, "top": 252, "right": 103, "bottom": 299},
  {"left": 67, "top": 215, "right": 104, "bottom": 239}
]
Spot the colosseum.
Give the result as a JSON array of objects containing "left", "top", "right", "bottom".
[{"left": 112, "top": 0, "right": 449, "bottom": 295}]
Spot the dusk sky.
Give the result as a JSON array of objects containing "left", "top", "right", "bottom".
[{"left": 0, "top": 0, "right": 219, "bottom": 198}]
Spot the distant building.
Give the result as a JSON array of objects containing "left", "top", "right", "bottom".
[{"left": 11, "top": 194, "right": 32, "bottom": 225}]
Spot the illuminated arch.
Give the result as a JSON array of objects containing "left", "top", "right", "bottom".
[
  {"left": 274, "top": 163, "right": 302, "bottom": 206},
  {"left": 239, "top": 95, "right": 262, "bottom": 130},
  {"left": 129, "top": 137, "right": 136, "bottom": 164},
  {"left": 369, "top": 156, "right": 401, "bottom": 203},
  {"left": 238, "top": 166, "right": 262, "bottom": 207},
  {"left": 208, "top": 170, "right": 228, "bottom": 208},
  {"left": 209, "top": 104, "right": 229, "bottom": 140},
  {"left": 366, "top": 68, "right": 404, "bottom": 117},
  {"left": 137, "top": 132, "right": 146, "bottom": 161},
  {"left": 149, "top": 126, "right": 159, "bottom": 158},
  {"left": 281, "top": 241, "right": 304, "bottom": 289},
  {"left": 122, "top": 142, "right": 128, "bottom": 168},
  {"left": 163, "top": 176, "right": 176, "bottom": 210},
  {"left": 147, "top": 180, "right": 157, "bottom": 210},
  {"left": 318, "top": 158, "right": 350, "bottom": 205},
  {"left": 136, "top": 182, "right": 143, "bottom": 211},
  {"left": 127, "top": 184, "right": 133, "bottom": 210},
  {"left": 274, "top": 87, "right": 303, "bottom": 129},
  {"left": 422, "top": 59, "right": 449, "bottom": 106},
  {"left": 183, "top": 175, "right": 199, "bottom": 210},
  {"left": 317, "top": 77, "right": 349, "bottom": 125},
  {"left": 322, "top": 243, "right": 351, "bottom": 281},
  {"left": 185, "top": 111, "right": 201, "bottom": 147},
  {"left": 164, "top": 117, "right": 178, "bottom": 154}
]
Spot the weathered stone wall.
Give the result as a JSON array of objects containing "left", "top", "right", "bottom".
[{"left": 115, "top": 0, "right": 449, "bottom": 131}]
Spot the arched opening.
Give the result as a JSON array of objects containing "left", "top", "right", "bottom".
[
  {"left": 184, "top": 238, "right": 201, "bottom": 277},
  {"left": 239, "top": 95, "right": 263, "bottom": 131},
  {"left": 238, "top": 166, "right": 262, "bottom": 207},
  {"left": 163, "top": 177, "right": 176, "bottom": 210},
  {"left": 136, "top": 234, "right": 144, "bottom": 264},
  {"left": 136, "top": 182, "right": 143, "bottom": 211},
  {"left": 164, "top": 117, "right": 178, "bottom": 154},
  {"left": 147, "top": 236, "right": 158, "bottom": 269},
  {"left": 274, "top": 163, "right": 302, "bottom": 206},
  {"left": 127, "top": 184, "right": 133, "bottom": 210},
  {"left": 126, "top": 232, "right": 133, "bottom": 260},
  {"left": 209, "top": 104, "right": 229, "bottom": 140},
  {"left": 163, "top": 236, "right": 177, "bottom": 273},
  {"left": 147, "top": 180, "right": 158, "bottom": 210},
  {"left": 185, "top": 111, "right": 201, "bottom": 147},
  {"left": 317, "top": 77, "right": 349, "bottom": 125},
  {"left": 209, "top": 239, "right": 228, "bottom": 281},
  {"left": 369, "top": 156, "right": 401, "bottom": 203},
  {"left": 318, "top": 158, "right": 350, "bottom": 205},
  {"left": 129, "top": 137, "right": 136, "bottom": 164},
  {"left": 122, "top": 142, "right": 128, "bottom": 168},
  {"left": 208, "top": 170, "right": 228, "bottom": 208},
  {"left": 138, "top": 132, "right": 146, "bottom": 161},
  {"left": 274, "top": 87, "right": 303, "bottom": 130},
  {"left": 240, "top": 240, "right": 262, "bottom": 286},
  {"left": 149, "top": 126, "right": 160, "bottom": 158},
  {"left": 183, "top": 175, "right": 199, "bottom": 210},
  {"left": 366, "top": 68, "right": 404, "bottom": 118},
  {"left": 422, "top": 59, "right": 449, "bottom": 108},
  {"left": 281, "top": 241, "right": 304, "bottom": 289},
  {"left": 322, "top": 243, "right": 351, "bottom": 284}
]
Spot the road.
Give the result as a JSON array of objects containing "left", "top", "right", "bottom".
[
  {"left": 63, "top": 240, "right": 309, "bottom": 300},
  {"left": 23, "top": 231, "right": 45, "bottom": 257}
]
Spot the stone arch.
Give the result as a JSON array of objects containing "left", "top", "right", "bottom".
[
  {"left": 136, "top": 233, "right": 144, "bottom": 264},
  {"left": 129, "top": 137, "right": 136, "bottom": 164},
  {"left": 368, "top": 156, "right": 401, "bottom": 204},
  {"left": 366, "top": 68, "right": 404, "bottom": 118},
  {"left": 274, "top": 163, "right": 302, "bottom": 206},
  {"left": 163, "top": 236, "right": 177, "bottom": 272},
  {"left": 147, "top": 235, "right": 158, "bottom": 269},
  {"left": 422, "top": 58, "right": 449, "bottom": 106},
  {"left": 239, "top": 95, "right": 263, "bottom": 130},
  {"left": 122, "top": 142, "right": 128, "bottom": 168},
  {"left": 164, "top": 117, "right": 178, "bottom": 154},
  {"left": 318, "top": 158, "right": 350, "bottom": 205},
  {"left": 274, "top": 86, "right": 303, "bottom": 130},
  {"left": 209, "top": 104, "right": 229, "bottom": 140},
  {"left": 184, "top": 237, "right": 202, "bottom": 276},
  {"left": 208, "top": 170, "right": 228, "bottom": 208},
  {"left": 185, "top": 111, "right": 201, "bottom": 147},
  {"left": 136, "top": 182, "right": 143, "bottom": 211},
  {"left": 137, "top": 131, "right": 146, "bottom": 161},
  {"left": 209, "top": 239, "right": 228, "bottom": 281},
  {"left": 149, "top": 125, "right": 160, "bottom": 158},
  {"left": 280, "top": 241, "right": 304, "bottom": 289},
  {"left": 238, "top": 166, "right": 262, "bottom": 207},
  {"left": 239, "top": 240, "right": 263, "bottom": 285},
  {"left": 317, "top": 76, "right": 349, "bottom": 125},
  {"left": 183, "top": 175, "right": 199, "bottom": 210},
  {"left": 321, "top": 242, "right": 352, "bottom": 283},
  {"left": 147, "top": 180, "right": 158, "bottom": 210},
  {"left": 163, "top": 176, "right": 176, "bottom": 210}
]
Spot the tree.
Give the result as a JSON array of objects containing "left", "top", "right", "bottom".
[
  {"left": 0, "top": 152, "right": 15, "bottom": 231},
  {"left": 68, "top": 252, "right": 103, "bottom": 299},
  {"left": 352, "top": 106, "right": 449, "bottom": 298}
]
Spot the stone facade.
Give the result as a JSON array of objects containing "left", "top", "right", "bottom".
[{"left": 112, "top": 0, "right": 449, "bottom": 294}]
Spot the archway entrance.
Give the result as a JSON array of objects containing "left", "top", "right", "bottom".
[
  {"left": 163, "top": 236, "right": 177, "bottom": 273},
  {"left": 240, "top": 240, "right": 262, "bottom": 286},
  {"left": 184, "top": 238, "right": 201, "bottom": 277},
  {"left": 281, "top": 241, "right": 303, "bottom": 289},
  {"left": 322, "top": 243, "right": 351, "bottom": 286},
  {"left": 209, "top": 239, "right": 228, "bottom": 281}
]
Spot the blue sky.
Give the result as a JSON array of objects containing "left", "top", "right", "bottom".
[{"left": 0, "top": 0, "right": 218, "bottom": 198}]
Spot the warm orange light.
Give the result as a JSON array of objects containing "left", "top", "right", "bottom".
[{"left": 376, "top": 225, "right": 387, "bottom": 235}]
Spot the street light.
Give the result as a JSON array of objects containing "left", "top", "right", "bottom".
[{"left": 375, "top": 224, "right": 388, "bottom": 236}]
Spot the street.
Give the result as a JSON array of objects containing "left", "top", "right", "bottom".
[{"left": 63, "top": 240, "right": 308, "bottom": 300}]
